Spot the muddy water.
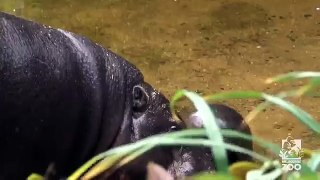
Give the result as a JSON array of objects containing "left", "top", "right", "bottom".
[{"left": 1, "top": 0, "right": 320, "bottom": 157}]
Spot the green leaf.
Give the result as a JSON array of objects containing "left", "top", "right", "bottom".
[
  {"left": 229, "top": 161, "right": 261, "bottom": 180},
  {"left": 203, "top": 90, "right": 320, "bottom": 134},
  {"left": 170, "top": 89, "right": 185, "bottom": 123},
  {"left": 295, "top": 77, "right": 320, "bottom": 96},
  {"left": 220, "top": 129, "right": 281, "bottom": 156},
  {"left": 189, "top": 172, "right": 234, "bottom": 180},
  {"left": 265, "top": 71, "right": 320, "bottom": 83},
  {"left": 246, "top": 161, "right": 282, "bottom": 180},
  {"left": 297, "top": 163, "right": 318, "bottom": 179},
  {"left": 81, "top": 152, "right": 126, "bottom": 179},
  {"left": 307, "top": 153, "right": 320, "bottom": 172},
  {"left": 246, "top": 168, "right": 282, "bottom": 180},
  {"left": 159, "top": 137, "right": 270, "bottom": 162},
  {"left": 69, "top": 88, "right": 320, "bottom": 179},
  {"left": 245, "top": 90, "right": 298, "bottom": 121},
  {"left": 204, "top": 91, "right": 264, "bottom": 102},
  {"left": 262, "top": 94, "right": 320, "bottom": 134},
  {"left": 27, "top": 173, "right": 44, "bottom": 180},
  {"left": 68, "top": 138, "right": 149, "bottom": 179}
]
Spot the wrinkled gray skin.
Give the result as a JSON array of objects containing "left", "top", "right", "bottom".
[{"left": 168, "top": 104, "right": 253, "bottom": 177}]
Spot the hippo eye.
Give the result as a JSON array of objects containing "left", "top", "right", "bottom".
[{"left": 132, "top": 85, "right": 149, "bottom": 115}]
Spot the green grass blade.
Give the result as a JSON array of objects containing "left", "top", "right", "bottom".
[
  {"left": 156, "top": 128, "right": 281, "bottom": 158},
  {"left": 296, "top": 77, "right": 320, "bottom": 96},
  {"left": 69, "top": 139, "right": 149, "bottom": 179},
  {"left": 265, "top": 71, "right": 320, "bottom": 83},
  {"left": 262, "top": 94, "right": 320, "bottom": 134},
  {"left": 160, "top": 137, "right": 270, "bottom": 162},
  {"left": 116, "top": 143, "right": 155, "bottom": 168},
  {"left": 307, "top": 153, "right": 320, "bottom": 171},
  {"left": 246, "top": 90, "right": 300, "bottom": 122},
  {"left": 246, "top": 161, "right": 283, "bottom": 180},
  {"left": 81, "top": 152, "right": 126, "bottom": 179},
  {"left": 299, "top": 163, "right": 318, "bottom": 179},
  {"left": 82, "top": 144, "right": 156, "bottom": 179},
  {"left": 170, "top": 89, "right": 185, "bottom": 123},
  {"left": 220, "top": 129, "right": 281, "bottom": 155},
  {"left": 70, "top": 128, "right": 278, "bottom": 179},
  {"left": 204, "top": 91, "right": 264, "bottom": 102},
  {"left": 191, "top": 173, "right": 234, "bottom": 180},
  {"left": 203, "top": 90, "right": 320, "bottom": 134},
  {"left": 68, "top": 127, "right": 310, "bottom": 179},
  {"left": 70, "top": 90, "right": 320, "bottom": 178},
  {"left": 68, "top": 153, "right": 107, "bottom": 180},
  {"left": 162, "top": 128, "right": 281, "bottom": 156},
  {"left": 70, "top": 129, "right": 210, "bottom": 179},
  {"left": 27, "top": 174, "right": 44, "bottom": 180}
]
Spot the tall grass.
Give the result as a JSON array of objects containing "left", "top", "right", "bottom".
[{"left": 29, "top": 71, "right": 320, "bottom": 180}]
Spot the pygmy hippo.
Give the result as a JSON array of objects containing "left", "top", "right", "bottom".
[
  {"left": 0, "top": 11, "right": 179, "bottom": 179},
  {"left": 0, "top": 11, "right": 253, "bottom": 179},
  {"left": 169, "top": 103, "right": 253, "bottom": 177}
]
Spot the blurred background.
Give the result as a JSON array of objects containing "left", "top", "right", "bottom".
[{"left": 1, "top": 0, "right": 320, "bottom": 157}]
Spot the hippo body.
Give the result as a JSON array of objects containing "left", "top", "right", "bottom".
[{"left": 0, "top": 12, "right": 178, "bottom": 179}]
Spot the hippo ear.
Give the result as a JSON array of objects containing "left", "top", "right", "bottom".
[{"left": 132, "top": 85, "right": 150, "bottom": 116}]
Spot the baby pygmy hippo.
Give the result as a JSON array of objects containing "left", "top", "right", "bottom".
[{"left": 187, "top": 103, "right": 253, "bottom": 163}]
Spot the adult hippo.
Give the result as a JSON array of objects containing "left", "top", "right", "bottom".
[
  {"left": 0, "top": 12, "right": 181, "bottom": 179},
  {"left": 0, "top": 12, "right": 253, "bottom": 180}
]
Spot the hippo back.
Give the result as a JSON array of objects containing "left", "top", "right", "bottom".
[{"left": 0, "top": 12, "right": 143, "bottom": 179}]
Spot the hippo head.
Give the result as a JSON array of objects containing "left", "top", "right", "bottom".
[
  {"left": 99, "top": 81, "right": 182, "bottom": 179},
  {"left": 96, "top": 74, "right": 253, "bottom": 179},
  {"left": 130, "top": 82, "right": 179, "bottom": 141}
]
